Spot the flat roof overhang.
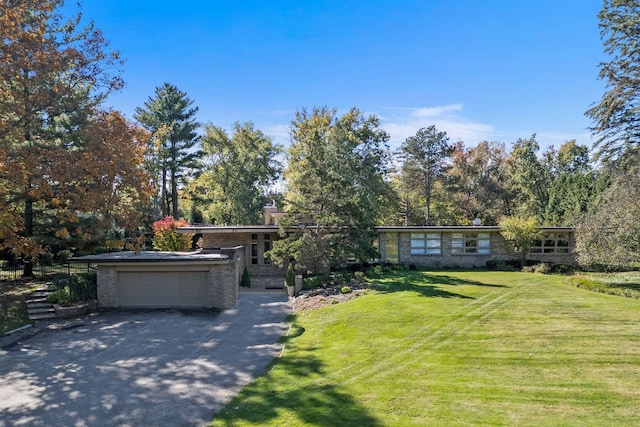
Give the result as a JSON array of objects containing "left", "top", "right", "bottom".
[{"left": 69, "top": 251, "right": 229, "bottom": 264}]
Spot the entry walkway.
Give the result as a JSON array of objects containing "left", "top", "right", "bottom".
[{"left": 0, "top": 292, "right": 291, "bottom": 426}]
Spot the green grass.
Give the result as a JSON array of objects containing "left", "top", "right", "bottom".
[
  {"left": 0, "top": 278, "right": 44, "bottom": 334},
  {"left": 212, "top": 270, "right": 640, "bottom": 426},
  {"left": 568, "top": 271, "right": 640, "bottom": 299}
]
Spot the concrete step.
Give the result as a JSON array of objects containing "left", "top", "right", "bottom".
[
  {"left": 27, "top": 287, "right": 56, "bottom": 320},
  {"left": 28, "top": 306, "right": 55, "bottom": 314},
  {"left": 28, "top": 297, "right": 51, "bottom": 304},
  {"left": 28, "top": 302, "right": 54, "bottom": 310},
  {"left": 28, "top": 312, "right": 58, "bottom": 320},
  {"left": 29, "top": 291, "right": 54, "bottom": 299}
]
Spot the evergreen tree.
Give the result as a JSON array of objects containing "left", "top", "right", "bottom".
[
  {"left": 398, "top": 126, "right": 452, "bottom": 225},
  {"left": 544, "top": 140, "right": 596, "bottom": 225},
  {"left": 134, "top": 83, "right": 201, "bottom": 219},
  {"left": 586, "top": 0, "right": 640, "bottom": 168}
]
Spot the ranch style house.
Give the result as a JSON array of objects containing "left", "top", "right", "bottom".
[{"left": 179, "top": 204, "right": 576, "bottom": 290}]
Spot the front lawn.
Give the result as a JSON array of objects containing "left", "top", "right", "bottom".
[
  {"left": 569, "top": 271, "right": 640, "bottom": 299},
  {"left": 0, "top": 278, "right": 43, "bottom": 334},
  {"left": 212, "top": 270, "right": 640, "bottom": 426}
]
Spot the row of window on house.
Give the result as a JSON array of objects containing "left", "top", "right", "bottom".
[
  {"left": 384, "top": 232, "right": 571, "bottom": 261},
  {"left": 248, "top": 232, "right": 571, "bottom": 265}
]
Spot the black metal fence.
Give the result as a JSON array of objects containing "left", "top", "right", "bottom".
[{"left": 0, "top": 263, "right": 95, "bottom": 280}]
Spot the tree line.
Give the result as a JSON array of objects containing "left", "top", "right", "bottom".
[{"left": 1, "top": 0, "right": 638, "bottom": 272}]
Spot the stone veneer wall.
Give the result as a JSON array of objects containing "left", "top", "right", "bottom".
[
  {"left": 202, "top": 233, "right": 284, "bottom": 277},
  {"left": 215, "top": 246, "right": 243, "bottom": 309},
  {"left": 97, "top": 265, "right": 117, "bottom": 307}
]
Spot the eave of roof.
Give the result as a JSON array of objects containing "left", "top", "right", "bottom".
[{"left": 179, "top": 225, "right": 575, "bottom": 234}]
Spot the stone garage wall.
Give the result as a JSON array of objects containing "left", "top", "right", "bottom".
[{"left": 89, "top": 250, "right": 243, "bottom": 310}]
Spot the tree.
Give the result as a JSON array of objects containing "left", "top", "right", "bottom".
[
  {"left": 506, "top": 135, "right": 552, "bottom": 221},
  {"left": 269, "top": 107, "right": 393, "bottom": 272},
  {"left": 134, "top": 83, "right": 201, "bottom": 219},
  {"left": 544, "top": 140, "right": 596, "bottom": 226},
  {"left": 445, "top": 141, "right": 511, "bottom": 225},
  {"left": 194, "top": 121, "right": 282, "bottom": 225},
  {"left": 499, "top": 216, "right": 542, "bottom": 267},
  {"left": 586, "top": 0, "right": 640, "bottom": 167},
  {"left": 575, "top": 166, "right": 640, "bottom": 269},
  {"left": 0, "top": 1, "right": 127, "bottom": 274},
  {"left": 398, "top": 125, "right": 452, "bottom": 225}
]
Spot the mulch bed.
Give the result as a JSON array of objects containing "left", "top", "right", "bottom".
[{"left": 292, "top": 283, "right": 370, "bottom": 312}]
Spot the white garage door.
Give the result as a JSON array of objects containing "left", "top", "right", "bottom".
[{"left": 117, "top": 271, "right": 208, "bottom": 308}]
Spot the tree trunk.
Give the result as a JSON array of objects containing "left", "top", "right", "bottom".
[
  {"left": 425, "top": 173, "right": 432, "bottom": 225},
  {"left": 23, "top": 197, "right": 34, "bottom": 277},
  {"left": 171, "top": 169, "right": 178, "bottom": 219},
  {"left": 161, "top": 164, "right": 168, "bottom": 217}
]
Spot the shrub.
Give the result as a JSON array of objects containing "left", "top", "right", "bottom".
[
  {"left": 285, "top": 264, "right": 295, "bottom": 287},
  {"left": 47, "top": 289, "right": 72, "bottom": 305},
  {"left": 340, "top": 286, "right": 352, "bottom": 294},
  {"left": 551, "top": 263, "right": 573, "bottom": 274},
  {"left": 40, "top": 252, "right": 54, "bottom": 266},
  {"left": 486, "top": 260, "right": 516, "bottom": 271},
  {"left": 152, "top": 216, "right": 194, "bottom": 251},
  {"left": 241, "top": 267, "right": 251, "bottom": 287},
  {"left": 533, "top": 262, "right": 552, "bottom": 274},
  {"left": 48, "top": 272, "right": 97, "bottom": 305},
  {"left": 353, "top": 271, "right": 366, "bottom": 283},
  {"left": 56, "top": 250, "right": 73, "bottom": 263}
]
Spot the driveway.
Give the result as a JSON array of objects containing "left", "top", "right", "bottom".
[{"left": 0, "top": 291, "right": 291, "bottom": 427}]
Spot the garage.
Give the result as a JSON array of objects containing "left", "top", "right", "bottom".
[
  {"left": 70, "top": 248, "right": 244, "bottom": 310},
  {"left": 117, "top": 270, "right": 208, "bottom": 308}
]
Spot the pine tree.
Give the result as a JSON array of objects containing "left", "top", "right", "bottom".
[
  {"left": 134, "top": 83, "right": 201, "bottom": 218},
  {"left": 586, "top": 0, "right": 640, "bottom": 167}
]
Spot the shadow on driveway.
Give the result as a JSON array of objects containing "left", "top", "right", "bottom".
[{"left": 0, "top": 292, "right": 291, "bottom": 427}]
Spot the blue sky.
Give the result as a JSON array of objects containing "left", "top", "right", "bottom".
[{"left": 69, "top": 1, "right": 605, "bottom": 151}]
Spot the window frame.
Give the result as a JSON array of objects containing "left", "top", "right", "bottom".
[
  {"left": 451, "top": 232, "right": 491, "bottom": 255},
  {"left": 263, "top": 233, "right": 272, "bottom": 264},
  {"left": 531, "top": 232, "right": 570, "bottom": 254},
  {"left": 385, "top": 233, "right": 399, "bottom": 263},
  {"left": 410, "top": 233, "right": 442, "bottom": 255}
]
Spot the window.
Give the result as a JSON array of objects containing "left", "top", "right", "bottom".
[
  {"left": 264, "top": 234, "right": 272, "bottom": 264},
  {"left": 411, "top": 233, "right": 441, "bottom": 255},
  {"left": 452, "top": 233, "right": 491, "bottom": 254},
  {"left": 531, "top": 233, "right": 570, "bottom": 254},
  {"left": 385, "top": 233, "right": 398, "bottom": 263},
  {"left": 251, "top": 234, "right": 258, "bottom": 264}
]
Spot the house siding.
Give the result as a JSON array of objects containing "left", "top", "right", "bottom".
[
  {"left": 201, "top": 231, "right": 284, "bottom": 278},
  {"left": 384, "top": 229, "right": 577, "bottom": 268}
]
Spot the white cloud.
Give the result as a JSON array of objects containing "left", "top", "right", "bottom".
[
  {"left": 260, "top": 105, "right": 594, "bottom": 153},
  {"left": 377, "top": 105, "right": 496, "bottom": 148},
  {"left": 263, "top": 123, "right": 291, "bottom": 146}
]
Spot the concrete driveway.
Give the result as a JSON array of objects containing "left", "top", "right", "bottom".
[{"left": 0, "top": 291, "right": 291, "bottom": 427}]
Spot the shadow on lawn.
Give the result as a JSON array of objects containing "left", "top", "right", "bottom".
[
  {"left": 371, "top": 271, "right": 507, "bottom": 299},
  {"left": 214, "top": 339, "right": 383, "bottom": 426}
]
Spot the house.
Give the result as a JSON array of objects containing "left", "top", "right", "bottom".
[
  {"left": 179, "top": 205, "right": 577, "bottom": 289},
  {"left": 376, "top": 226, "right": 575, "bottom": 268}
]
